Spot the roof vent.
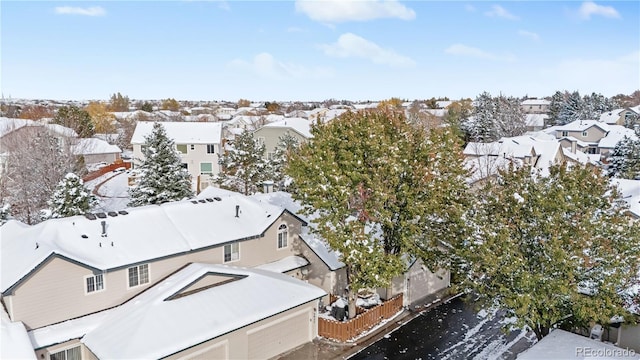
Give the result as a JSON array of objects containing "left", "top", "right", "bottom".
[
  {"left": 108, "top": 211, "right": 118, "bottom": 217},
  {"left": 95, "top": 213, "right": 107, "bottom": 219},
  {"left": 235, "top": 205, "right": 240, "bottom": 218},
  {"left": 214, "top": 197, "right": 222, "bottom": 201},
  {"left": 85, "top": 213, "right": 97, "bottom": 220},
  {"left": 205, "top": 198, "right": 214, "bottom": 202},
  {"left": 81, "top": 234, "right": 89, "bottom": 239},
  {"left": 198, "top": 199, "right": 206, "bottom": 203},
  {"left": 118, "top": 210, "right": 129, "bottom": 215},
  {"left": 191, "top": 200, "right": 199, "bottom": 204},
  {"left": 100, "top": 220, "right": 107, "bottom": 238}
]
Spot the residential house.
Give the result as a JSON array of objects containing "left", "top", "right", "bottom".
[
  {"left": 599, "top": 108, "right": 627, "bottom": 125},
  {"left": 517, "top": 329, "right": 640, "bottom": 359},
  {"left": 72, "top": 138, "right": 121, "bottom": 166},
  {"left": 525, "top": 114, "right": 548, "bottom": 132},
  {"left": 597, "top": 125, "right": 639, "bottom": 157},
  {"left": 1, "top": 191, "right": 327, "bottom": 358},
  {"left": 131, "top": 121, "right": 222, "bottom": 192},
  {"left": 253, "top": 118, "right": 312, "bottom": 160},
  {"left": 547, "top": 120, "right": 610, "bottom": 155},
  {"left": 521, "top": 99, "right": 551, "bottom": 114}
]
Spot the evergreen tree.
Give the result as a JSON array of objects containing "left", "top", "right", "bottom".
[
  {"left": 494, "top": 95, "right": 527, "bottom": 138},
  {"left": 608, "top": 136, "right": 640, "bottom": 179},
  {"left": 459, "top": 163, "right": 640, "bottom": 340},
  {"left": 557, "top": 91, "right": 583, "bottom": 125},
  {"left": 547, "top": 91, "right": 566, "bottom": 127},
  {"left": 467, "top": 91, "right": 497, "bottom": 141},
  {"left": 215, "top": 130, "right": 269, "bottom": 195},
  {"left": 109, "top": 92, "right": 130, "bottom": 112},
  {"left": 0, "top": 204, "right": 11, "bottom": 226},
  {"left": 140, "top": 101, "right": 153, "bottom": 112},
  {"left": 269, "top": 132, "right": 300, "bottom": 190},
  {"left": 48, "top": 173, "right": 97, "bottom": 218},
  {"left": 128, "top": 123, "right": 194, "bottom": 206},
  {"left": 287, "top": 109, "right": 471, "bottom": 318},
  {"left": 52, "top": 106, "right": 95, "bottom": 137}
]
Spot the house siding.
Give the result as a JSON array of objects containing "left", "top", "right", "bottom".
[
  {"left": 556, "top": 127, "right": 607, "bottom": 143},
  {"left": 35, "top": 339, "right": 96, "bottom": 360},
  {"left": 163, "top": 301, "right": 318, "bottom": 360},
  {"left": 618, "top": 324, "right": 640, "bottom": 352},
  {"left": 6, "top": 213, "right": 307, "bottom": 330},
  {"left": 252, "top": 127, "right": 308, "bottom": 160}
]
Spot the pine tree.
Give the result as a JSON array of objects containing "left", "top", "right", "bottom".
[
  {"left": 459, "top": 163, "right": 640, "bottom": 340},
  {"left": 52, "top": 105, "right": 95, "bottom": 137},
  {"left": 547, "top": 91, "right": 566, "bottom": 127},
  {"left": 495, "top": 95, "right": 527, "bottom": 137},
  {"left": 48, "top": 173, "right": 98, "bottom": 218},
  {"left": 269, "top": 132, "right": 300, "bottom": 190},
  {"left": 128, "top": 122, "right": 194, "bottom": 206},
  {"left": 215, "top": 130, "right": 269, "bottom": 195},
  {"left": 557, "top": 91, "right": 583, "bottom": 125},
  {"left": 608, "top": 136, "right": 640, "bottom": 179},
  {"left": 468, "top": 91, "right": 497, "bottom": 141},
  {"left": 287, "top": 109, "right": 471, "bottom": 318}
]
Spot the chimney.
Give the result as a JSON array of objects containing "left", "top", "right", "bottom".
[
  {"left": 235, "top": 205, "right": 240, "bottom": 218},
  {"left": 101, "top": 220, "right": 107, "bottom": 237},
  {"left": 263, "top": 180, "right": 274, "bottom": 194}
]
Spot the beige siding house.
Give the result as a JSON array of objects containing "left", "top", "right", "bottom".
[
  {"left": 521, "top": 99, "right": 551, "bottom": 114},
  {"left": 252, "top": 117, "right": 311, "bottom": 160},
  {"left": 130, "top": 121, "right": 222, "bottom": 192},
  {"left": 551, "top": 120, "right": 610, "bottom": 155}
]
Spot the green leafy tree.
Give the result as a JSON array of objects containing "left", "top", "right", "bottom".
[
  {"left": 459, "top": 163, "right": 640, "bottom": 340},
  {"left": 48, "top": 173, "right": 98, "bottom": 218},
  {"left": 109, "top": 92, "right": 130, "bottom": 112},
  {"left": 140, "top": 101, "right": 153, "bottom": 112},
  {"left": 287, "top": 109, "right": 470, "bottom": 318},
  {"left": 128, "top": 123, "right": 194, "bottom": 206},
  {"left": 52, "top": 106, "right": 95, "bottom": 137},
  {"left": 215, "top": 131, "right": 269, "bottom": 195}
]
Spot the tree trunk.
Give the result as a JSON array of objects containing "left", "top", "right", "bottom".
[
  {"left": 533, "top": 325, "right": 550, "bottom": 340},
  {"left": 348, "top": 290, "right": 357, "bottom": 319}
]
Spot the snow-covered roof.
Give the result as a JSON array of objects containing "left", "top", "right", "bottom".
[
  {"left": 498, "top": 136, "right": 563, "bottom": 175},
  {"left": 517, "top": 329, "right": 640, "bottom": 359},
  {"left": 425, "top": 109, "right": 446, "bottom": 117},
  {"left": 521, "top": 99, "right": 550, "bottom": 106},
  {"left": 562, "top": 148, "right": 598, "bottom": 166},
  {"left": 598, "top": 125, "right": 638, "bottom": 149},
  {"left": 130, "top": 121, "right": 222, "bottom": 145},
  {"left": 560, "top": 136, "right": 590, "bottom": 148},
  {"left": 256, "top": 255, "right": 309, "bottom": 273},
  {"left": 28, "top": 308, "right": 114, "bottom": 349},
  {"left": 258, "top": 117, "right": 312, "bottom": 138},
  {"left": 525, "top": 114, "right": 548, "bottom": 127},
  {"left": 0, "top": 118, "right": 77, "bottom": 138},
  {"left": 72, "top": 138, "right": 121, "bottom": 156},
  {"left": 0, "top": 195, "right": 287, "bottom": 293},
  {"left": 1, "top": 308, "right": 36, "bottom": 359},
  {"left": 611, "top": 178, "right": 640, "bottom": 219},
  {"left": 464, "top": 155, "right": 522, "bottom": 184},
  {"left": 463, "top": 141, "right": 536, "bottom": 159},
  {"left": 599, "top": 109, "right": 625, "bottom": 124},
  {"left": 436, "top": 100, "right": 453, "bottom": 108},
  {"left": 555, "top": 120, "right": 610, "bottom": 133},
  {"left": 81, "top": 263, "right": 325, "bottom": 359},
  {"left": 251, "top": 192, "right": 345, "bottom": 270}
]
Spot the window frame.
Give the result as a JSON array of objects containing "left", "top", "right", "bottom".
[
  {"left": 223, "top": 242, "right": 239, "bottom": 263},
  {"left": 84, "top": 273, "right": 105, "bottom": 295},
  {"left": 561, "top": 131, "right": 568, "bottom": 137},
  {"left": 190, "top": 144, "right": 195, "bottom": 151},
  {"left": 277, "top": 224, "right": 288, "bottom": 249},
  {"left": 200, "top": 162, "right": 213, "bottom": 175},
  {"left": 127, "top": 264, "right": 150, "bottom": 289},
  {"left": 49, "top": 345, "right": 81, "bottom": 360},
  {"left": 206, "top": 144, "right": 215, "bottom": 154},
  {"left": 582, "top": 130, "right": 588, "bottom": 137},
  {"left": 176, "top": 144, "right": 188, "bottom": 154}
]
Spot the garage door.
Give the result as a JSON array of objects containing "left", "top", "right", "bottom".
[
  {"left": 247, "top": 308, "right": 312, "bottom": 359},
  {"left": 180, "top": 340, "right": 227, "bottom": 360}
]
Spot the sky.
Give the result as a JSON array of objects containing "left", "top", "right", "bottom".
[{"left": 2, "top": 1, "right": 639, "bottom": 102}]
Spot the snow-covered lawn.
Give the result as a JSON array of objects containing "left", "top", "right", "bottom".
[{"left": 85, "top": 172, "right": 131, "bottom": 212}]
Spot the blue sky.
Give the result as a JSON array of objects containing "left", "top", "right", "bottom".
[{"left": 2, "top": 1, "right": 639, "bottom": 102}]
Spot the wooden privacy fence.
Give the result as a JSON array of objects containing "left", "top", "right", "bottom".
[
  {"left": 83, "top": 161, "right": 131, "bottom": 182},
  {"left": 319, "top": 293, "right": 404, "bottom": 342}
]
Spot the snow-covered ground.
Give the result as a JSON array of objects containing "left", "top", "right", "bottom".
[{"left": 85, "top": 172, "right": 131, "bottom": 212}]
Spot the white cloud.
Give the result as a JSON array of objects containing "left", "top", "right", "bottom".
[
  {"left": 578, "top": 1, "right": 620, "bottom": 20},
  {"left": 54, "top": 6, "right": 106, "bottom": 16},
  {"left": 218, "top": 1, "right": 231, "bottom": 11},
  {"left": 295, "top": 0, "right": 415, "bottom": 23},
  {"left": 484, "top": 5, "right": 519, "bottom": 20},
  {"left": 464, "top": 4, "right": 476, "bottom": 12},
  {"left": 227, "top": 53, "right": 334, "bottom": 80},
  {"left": 538, "top": 51, "right": 638, "bottom": 96},
  {"left": 319, "top": 33, "right": 416, "bottom": 67},
  {"left": 444, "top": 44, "right": 515, "bottom": 62},
  {"left": 518, "top": 30, "right": 540, "bottom": 42}
]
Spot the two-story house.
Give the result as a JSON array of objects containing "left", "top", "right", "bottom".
[
  {"left": 521, "top": 99, "right": 551, "bottom": 114},
  {"left": 550, "top": 120, "right": 610, "bottom": 155},
  {"left": 252, "top": 118, "right": 312, "bottom": 160},
  {"left": 1, "top": 192, "right": 327, "bottom": 359},
  {"left": 131, "top": 121, "right": 222, "bottom": 192}
]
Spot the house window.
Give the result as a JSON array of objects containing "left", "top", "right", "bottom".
[
  {"left": 582, "top": 131, "right": 588, "bottom": 137},
  {"left": 85, "top": 274, "right": 104, "bottom": 294},
  {"left": 190, "top": 144, "right": 195, "bottom": 151},
  {"left": 181, "top": 163, "right": 188, "bottom": 170},
  {"left": 128, "top": 264, "right": 149, "bottom": 288},
  {"left": 277, "top": 224, "right": 288, "bottom": 249},
  {"left": 176, "top": 144, "right": 187, "bottom": 154},
  {"left": 267, "top": 152, "right": 275, "bottom": 160},
  {"left": 561, "top": 131, "right": 568, "bottom": 137},
  {"left": 224, "top": 242, "right": 239, "bottom": 262},
  {"left": 588, "top": 147, "right": 597, "bottom": 154},
  {"left": 207, "top": 144, "right": 215, "bottom": 154},
  {"left": 257, "top": 137, "right": 265, "bottom": 147},
  {"left": 200, "top": 162, "right": 213, "bottom": 175},
  {"left": 50, "top": 346, "right": 81, "bottom": 360}
]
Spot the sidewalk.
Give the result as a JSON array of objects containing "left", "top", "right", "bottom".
[{"left": 275, "top": 288, "right": 457, "bottom": 360}]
